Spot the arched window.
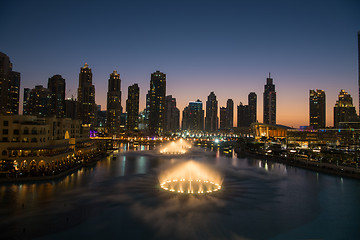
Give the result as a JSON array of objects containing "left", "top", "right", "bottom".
[
  {"left": 23, "top": 127, "right": 29, "bottom": 135},
  {"left": 31, "top": 128, "right": 37, "bottom": 135},
  {"left": 31, "top": 138, "right": 37, "bottom": 142},
  {"left": 2, "top": 150, "right": 7, "bottom": 156}
]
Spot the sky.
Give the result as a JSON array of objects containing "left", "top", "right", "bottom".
[{"left": 1, "top": 0, "right": 360, "bottom": 128}]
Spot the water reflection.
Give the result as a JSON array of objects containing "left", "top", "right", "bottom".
[
  {"left": 136, "top": 157, "right": 146, "bottom": 174},
  {"left": 0, "top": 144, "right": 360, "bottom": 240},
  {"left": 121, "top": 156, "right": 126, "bottom": 176}
]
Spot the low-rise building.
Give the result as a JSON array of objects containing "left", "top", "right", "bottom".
[{"left": 0, "top": 115, "right": 98, "bottom": 174}]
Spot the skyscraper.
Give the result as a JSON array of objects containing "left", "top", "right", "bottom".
[
  {"left": 164, "top": 95, "right": 180, "bottom": 132},
  {"left": 182, "top": 100, "right": 204, "bottom": 131},
  {"left": 248, "top": 92, "right": 257, "bottom": 124},
  {"left": 263, "top": 73, "right": 276, "bottom": 125},
  {"left": 106, "top": 70, "right": 121, "bottom": 135},
  {"left": 27, "top": 85, "right": 51, "bottom": 118},
  {"left": 334, "top": 89, "right": 358, "bottom": 127},
  {"left": 96, "top": 105, "right": 107, "bottom": 129},
  {"left": 77, "top": 63, "right": 96, "bottom": 126},
  {"left": 23, "top": 88, "right": 30, "bottom": 115},
  {"left": 65, "top": 97, "right": 77, "bottom": 119},
  {"left": 219, "top": 107, "right": 227, "bottom": 130},
  {"left": 144, "top": 90, "right": 151, "bottom": 129},
  {"left": 126, "top": 83, "right": 140, "bottom": 131},
  {"left": 0, "top": 52, "right": 20, "bottom": 115},
  {"left": 237, "top": 102, "right": 250, "bottom": 127},
  {"left": 205, "top": 92, "right": 218, "bottom": 132},
  {"left": 226, "top": 99, "right": 234, "bottom": 130},
  {"left": 309, "top": 89, "right": 326, "bottom": 129},
  {"left": 48, "top": 74, "right": 66, "bottom": 118},
  {"left": 148, "top": 71, "right": 166, "bottom": 135}
]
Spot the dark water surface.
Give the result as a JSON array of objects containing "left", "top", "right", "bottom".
[{"left": 1, "top": 144, "right": 360, "bottom": 240}]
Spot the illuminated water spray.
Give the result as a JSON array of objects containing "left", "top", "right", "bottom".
[
  {"left": 159, "top": 139, "right": 192, "bottom": 155},
  {"left": 159, "top": 161, "right": 222, "bottom": 194}
]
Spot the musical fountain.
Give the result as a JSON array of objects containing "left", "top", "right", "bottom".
[
  {"left": 159, "top": 161, "right": 222, "bottom": 194},
  {"left": 158, "top": 139, "right": 222, "bottom": 194},
  {"left": 159, "top": 138, "right": 192, "bottom": 154}
]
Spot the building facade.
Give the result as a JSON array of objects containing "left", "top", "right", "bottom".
[
  {"left": 0, "top": 115, "right": 97, "bottom": 174},
  {"left": 219, "top": 107, "right": 227, "bottom": 130},
  {"left": 334, "top": 90, "right": 358, "bottom": 127},
  {"left": 237, "top": 102, "right": 250, "bottom": 127},
  {"left": 148, "top": 71, "right": 166, "bottom": 135},
  {"left": 25, "top": 85, "right": 51, "bottom": 118},
  {"left": 126, "top": 84, "right": 140, "bottom": 131},
  {"left": 106, "top": 70, "right": 121, "bottom": 135},
  {"left": 65, "top": 98, "right": 77, "bottom": 119},
  {"left": 309, "top": 89, "right": 326, "bottom": 129},
  {"left": 48, "top": 74, "right": 66, "bottom": 118},
  {"left": 182, "top": 100, "right": 204, "bottom": 131},
  {"left": 263, "top": 73, "right": 276, "bottom": 125},
  {"left": 226, "top": 99, "right": 234, "bottom": 130},
  {"left": 77, "top": 63, "right": 96, "bottom": 126},
  {"left": 248, "top": 92, "right": 257, "bottom": 124},
  {"left": 23, "top": 88, "right": 30, "bottom": 115},
  {"left": 205, "top": 92, "right": 218, "bottom": 132},
  {"left": 164, "top": 95, "right": 180, "bottom": 132},
  {"left": 0, "top": 52, "right": 20, "bottom": 115}
]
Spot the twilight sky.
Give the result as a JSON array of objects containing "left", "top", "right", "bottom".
[{"left": 1, "top": 0, "right": 359, "bottom": 128}]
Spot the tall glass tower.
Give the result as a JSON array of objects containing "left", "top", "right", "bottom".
[
  {"left": 309, "top": 89, "right": 326, "bottom": 129},
  {"left": 205, "top": 92, "right": 218, "bottom": 132},
  {"left": 77, "top": 63, "right": 96, "bottom": 126},
  {"left": 106, "top": 70, "right": 121, "bottom": 135},
  {"left": 148, "top": 70, "right": 166, "bottom": 135},
  {"left": 263, "top": 73, "right": 276, "bottom": 125}
]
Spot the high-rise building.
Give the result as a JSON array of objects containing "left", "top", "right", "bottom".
[
  {"left": 248, "top": 92, "right": 257, "bottom": 124},
  {"left": 126, "top": 84, "right": 140, "bottom": 131},
  {"left": 205, "top": 92, "right": 218, "bottom": 132},
  {"left": 334, "top": 89, "right": 358, "bottom": 127},
  {"left": 237, "top": 102, "right": 250, "bottom": 127},
  {"left": 148, "top": 71, "right": 166, "bottom": 134},
  {"left": 309, "top": 89, "right": 326, "bottom": 129},
  {"left": 144, "top": 90, "right": 151, "bottom": 129},
  {"left": 164, "top": 95, "right": 180, "bottom": 132},
  {"left": 65, "top": 97, "right": 77, "bottom": 119},
  {"left": 237, "top": 93, "right": 257, "bottom": 128},
  {"left": 226, "top": 99, "right": 234, "bottom": 130},
  {"left": 219, "top": 107, "right": 227, "bottom": 130},
  {"left": 0, "top": 52, "right": 20, "bottom": 115},
  {"left": 48, "top": 74, "right": 66, "bottom": 118},
  {"left": 95, "top": 105, "right": 107, "bottom": 129},
  {"left": 138, "top": 110, "right": 147, "bottom": 130},
  {"left": 106, "top": 70, "right": 121, "bottom": 135},
  {"left": 23, "top": 88, "right": 30, "bottom": 115},
  {"left": 27, "top": 85, "right": 51, "bottom": 118},
  {"left": 182, "top": 100, "right": 204, "bottom": 131},
  {"left": 263, "top": 73, "right": 276, "bottom": 125},
  {"left": 77, "top": 63, "right": 96, "bottom": 126}
]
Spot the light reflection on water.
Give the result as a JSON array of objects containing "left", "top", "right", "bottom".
[{"left": 0, "top": 144, "right": 359, "bottom": 240}]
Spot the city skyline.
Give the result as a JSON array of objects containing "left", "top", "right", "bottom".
[{"left": 1, "top": 0, "right": 360, "bottom": 127}]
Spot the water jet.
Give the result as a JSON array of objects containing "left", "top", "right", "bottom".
[{"left": 159, "top": 161, "right": 222, "bottom": 194}]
